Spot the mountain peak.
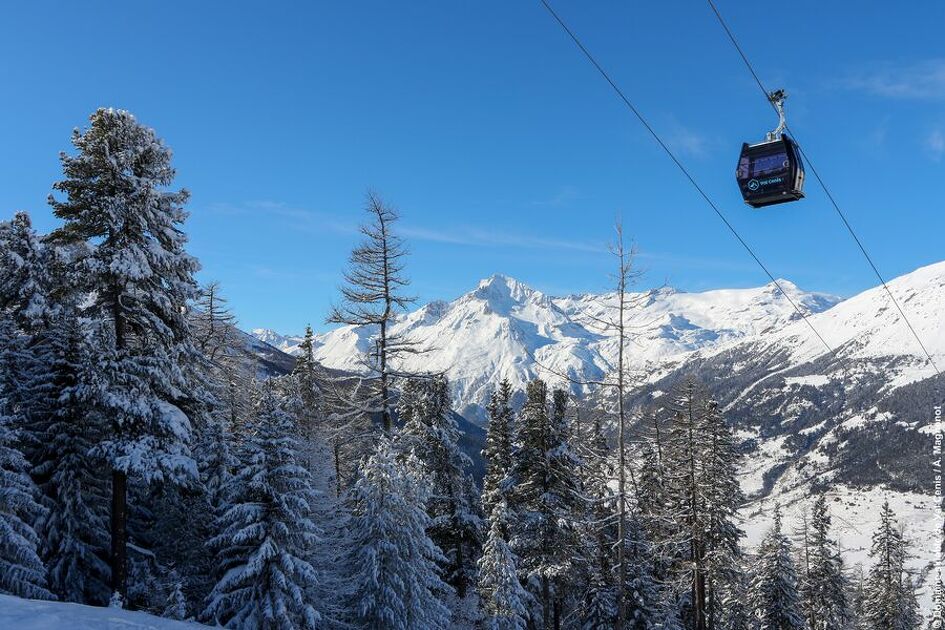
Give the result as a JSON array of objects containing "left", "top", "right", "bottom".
[{"left": 473, "top": 273, "right": 540, "bottom": 305}]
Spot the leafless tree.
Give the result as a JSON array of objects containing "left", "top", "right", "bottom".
[
  {"left": 327, "top": 192, "right": 417, "bottom": 432},
  {"left": 536, "top": 219, "right": 651, "bottom": 630}
]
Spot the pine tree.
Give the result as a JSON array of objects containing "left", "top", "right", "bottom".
[
  {"left": 203, "top": 383, "right": 321, "bottom": 629},
  {"left": 750, "top": 508, "right": 805, "bottom": 630},
  {"left": 49, "top": 108, "right": 201, "bottom": 598},
  {"left": 664, "top": 378, "right": 711, "bottom": 629},
  {"left": 326, "top": 192, "right": 415, "bottom": 431},
  {"left": 863, "top": 501, "right": 917, "bottom": 630},
  {"left": 0, "top": 211, "right": 52, "bottom": 333},
  {"left": 348, "top": 436, "right": 452, "bottom": 629},
  {"left": 398, "top": 375, "right": 483, "bottom": 599},
  {"left": 699, "top": 399, "right": 745, "bottom": 628},
  {"left": 479, "top": 507, "right": 530, "bottom": 630},
  {"left": 0, "top": 323, "right": 52, "bottom": 599},
  {"left": 482, "top": 379, "right": 515, "bottom": 522},
  {"left": 578, "top": 416, "right": 618, "bottom": 630},
  {"left": 507, "top": 380, "right": 584, "bottom": 629},
  {"left": 799, "top": 495, "right": 852, "bottom": 630},
  {"left": 31, "top": 314, "right": 111, "bottom": 604}
]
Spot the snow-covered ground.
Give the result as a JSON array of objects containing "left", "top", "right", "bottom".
[
  {"left": 0, "top": 595, "right": 203, "bottom": 630},
  {"left": 741, "top": 484, "right": 941, "bottom": 613}
]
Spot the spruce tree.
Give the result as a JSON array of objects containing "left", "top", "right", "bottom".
[
  {"left": 579, "top": 416, "right": 619, "bottom": 630},
  {"left": 348, "top": 436, "right": 452, "bottom": 629},
  {"left": 799, "top": 495, "right": 852, "bottom": 630},
  {"left": 398, "top": 375, "right": 482, "bottom": 599},
  {"left": 507, "top": 380, "right": 584, "bottom": 629},
  {"left": 750, "top": 508, "right": 805, "bottom": 630},
  {"left": 203, "top": 383, "right": 320, "bottom": 629},
  {"left": 863, "top": 501, "right": 917, "bottom": 630},
  {"left": 699, "top": 399, "right": 745, "bottom": 627},
  {"left": 482, "top": 379, "right": 515, "bottom": 521},
  {"left": 0, "top": 211, "right": 52, "bottom": 333},
  {"left": 479, "top": 507, "right": 530, "bottom": 630},
  {"left": 31, "top": 314, "right": 111, "bottom": 604},
  {"left": 664, "top": 378, "right": 711, "bottom": 629},
  {"left": 49, "top": 108, "right": 201, "bottom": 599},
  {"left": 0, "top": 321, "right": 52, "bottom": 599}
]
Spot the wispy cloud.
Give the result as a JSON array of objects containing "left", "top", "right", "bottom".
[
  {"left": 400, "top": 224, "right": 604, "bottom": 253},
  {"left": 206, "top": 200, "right": 356, "bottom": 235},
  {"left": 666, "top": 124, "right": 710, "bottom": 158},
  {"left": 926, "top": 128, "right": 945, "bottom": 160},
  {"left": 842, "top": 59, "right": 945, "bottom": 100},
  {"left": 528, "top": 185, "right": 580, "bottom": 208},
  {"left": 209, "top": 199, "right": 605, "bottom": 254}
]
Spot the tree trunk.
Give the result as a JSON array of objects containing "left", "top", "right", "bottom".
[
  {"left": 110, "top": 287, "right": 128, "bottom": 601},
  {"left": 110, "top": 469, "right": 128, "bottom": 599},
  {"left": 379, "top": 320, "right": 391, "bottom": 432},
  {"left": 616, "top": 256, "right": 627, "bottom": 630},
  {"left": 542, "top": 577, "right": 551, "bottom": 630}
]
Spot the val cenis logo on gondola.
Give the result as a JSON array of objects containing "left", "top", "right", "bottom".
[{"left": 747, "top": 176, "right": 784, "bottom": 191}]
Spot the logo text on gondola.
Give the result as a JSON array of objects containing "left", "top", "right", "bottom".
[{"left": 747, "top": 176, "right": 784, "bottom": 191}]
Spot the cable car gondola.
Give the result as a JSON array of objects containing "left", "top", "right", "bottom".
[{"left": 736, "top": 89, "right": 805, "bottom": 208}]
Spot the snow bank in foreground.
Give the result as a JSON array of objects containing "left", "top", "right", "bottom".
[{"left": 0, "top": 595, "right": 204, "bottom": 630}]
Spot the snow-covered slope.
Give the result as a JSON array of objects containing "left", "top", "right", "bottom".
[
  {"left": 0, "top": 594, "right": 203, "bottom": 629},
  {"left": 256, "top": 274, "right": 840, "bottom": 422},
  {"left": 618, "top": 260, "right": 945, "bottom": 612}
]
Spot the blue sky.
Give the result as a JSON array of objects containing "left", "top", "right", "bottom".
[{"left": 1, "top": 1, "right": 943, "bottom": 333}]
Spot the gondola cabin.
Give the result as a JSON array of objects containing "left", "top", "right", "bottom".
[{"left": 735, "top": 134, "right": 805, "bottom": 208}]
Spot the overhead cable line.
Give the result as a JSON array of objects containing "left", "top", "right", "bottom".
[
  {"left": 537, "top": 0, "right": 837, "bottom": 357},
  {"left": 705, "top": 0, "right": 941, "bottom": 376}
]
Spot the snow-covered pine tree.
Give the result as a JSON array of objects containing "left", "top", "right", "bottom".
[
  {"left": 621, "top": 514, "right": 674, "bottom": 630},
  {"left": 663, "top": 378, "right": 711, "bottom": 629},
  {"left": 863, "top": 501, "right": 918, "bottom": 630},
  {"left": 699, "top": 399, "right": 745, "bottom": 628},
  {"left": 397, "top": 375, "right": 482, "bottom": 599},
  {"left": 578, "top": 415, "right": 619, "bottom": 630},
  {"left": 348, "top": 436, "right": 452, "bottom": 629},
  {"left": 482, "top": 379, "right": 515, "bottom": 522},
  {"left": 798, "top": 495, "right": 852, "bottom": 630},
  {"left": 0, "top": 211, "right": 53, "bottom": 333},
  {"left": 31, "top": 313, "right": 111, "bottom": 605},
  {"left": 636, "top": 413, "right": 674, "bottom": 584},
  {"left": 478, "top": 507, "right": 529, "bottom": 630},
  {"left": 326, "top": 192, "right": 416, "bottom": 432},
  {"left": 750, "top": 508, "right": 805, "bottom": 630},
  {"left": 0, "top": 319, "right": 52, "bottom": 600},
  {"left": 203, "top": 382, "right": 320, "bottom": 629},
  {"left": 716, "top": 563, "right": 752, "bottom": 630},
  {"left": 49, "top": 108, "right": 202, "bottom": 599},
  {"left": 293, "top": 325, "right": 320, "bottom": 408},
  {"left": 507, "top": 380, "right": 584, "bottom": 629}
]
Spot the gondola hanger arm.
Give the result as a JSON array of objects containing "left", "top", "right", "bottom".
[{"left": 766, "top": 89, "right": 787, "bottom": 141}]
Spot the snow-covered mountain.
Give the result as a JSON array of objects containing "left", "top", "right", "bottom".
[
  {"left": 256, "top": 273, "right": 840, "bottom": 422},
  {"left": 253, "top": 261, "right": 944, "bottom": 610},
  {"left": 616, "top": 260, "right": 945, "bottom": 610}
]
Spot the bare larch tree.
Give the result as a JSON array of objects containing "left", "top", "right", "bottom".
[{"left": 327, "top": 192, "right": 415, "bottom": 432}]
